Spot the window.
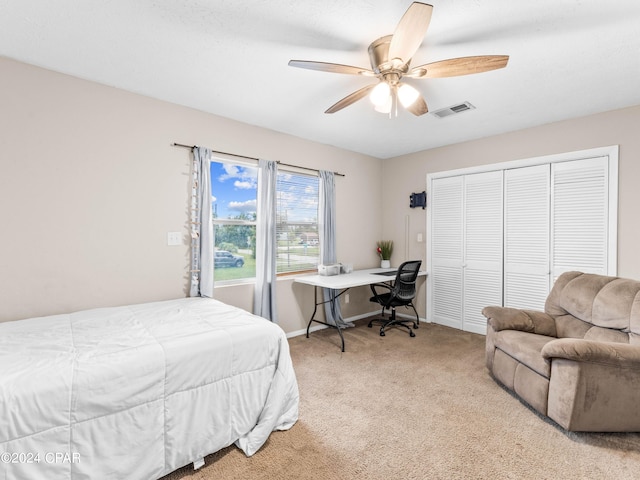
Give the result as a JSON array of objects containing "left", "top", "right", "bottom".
[
  {"left": 276, "top": 172, "right": 319, "bottom": 274},
  {"left": 211, "top": 160, "right": 257, "bottom": 282},
  {"left": 210, "top": 159, "right": 319, "bottom": 283}
]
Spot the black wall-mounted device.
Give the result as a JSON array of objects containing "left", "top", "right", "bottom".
[{"left": 410, "top": 191, "right": 427, "bottom": 209}]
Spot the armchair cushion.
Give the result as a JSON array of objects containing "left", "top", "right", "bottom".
[
  {"left": 583, "top": 326, "right": 630, "bottom": 344},
  {"left": 494, "top": 330, "right": 555, "bottom": 378}
]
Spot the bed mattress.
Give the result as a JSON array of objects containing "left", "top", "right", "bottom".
[{"left": 0, "top": 297, "right": 299, "bottom": 479}]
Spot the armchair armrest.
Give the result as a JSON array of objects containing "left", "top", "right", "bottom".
[
  {"left": 542, "top": 339, "right": 640, "bottom": 369},
  {"left": 482, "top": 306, "right": 557, "bottom": 337}
]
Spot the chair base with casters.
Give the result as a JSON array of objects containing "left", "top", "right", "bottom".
[
  {"left": 368, "top": 260, "right": 422, "bottom": 338},
  {"left": 367, "top": 303, "right": 419, "bottom": 337}
]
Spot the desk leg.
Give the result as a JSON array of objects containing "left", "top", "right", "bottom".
[
  {"left": 306, "top": 285, "right": 346, "bottom": 352},
  {"left": 305, "top": 286, "right": 319, "bottom": 339}
]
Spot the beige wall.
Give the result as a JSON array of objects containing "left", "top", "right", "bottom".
[
  {"left": 381, "top": 104, "right": 640, "bottom": 314},
  {"left": 4, "top": 55, "right": 639, "bottom": 332},
  {"left": 0, "top": 56, "right": 384, "bottom": 331}
]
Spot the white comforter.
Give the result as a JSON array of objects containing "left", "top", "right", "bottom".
[{"left": 0, "top": 298, "right": 299, "bottom": 480}]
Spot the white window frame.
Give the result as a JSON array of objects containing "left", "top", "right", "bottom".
[{"left": 210, "top": 157, "right": 321, "bottom": 286}]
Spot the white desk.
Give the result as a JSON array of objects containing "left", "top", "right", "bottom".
[
  {"left": 295, "top": 268, "right": 403, "bottom": 289},
  {"left": 295, "top": 268, "right": 426, "bottom": 351}
]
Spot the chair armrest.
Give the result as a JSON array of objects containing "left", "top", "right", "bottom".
[
  {"left": 542, "top": 339, "right": 640, "bottom": 369},
  {"left": 370, "top": 283, "right": 392, "bottom": 295},
  {"left": 482, "top": 306, "right": 557, "bottom": 336}
]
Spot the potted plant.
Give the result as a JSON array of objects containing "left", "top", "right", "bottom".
[{"left": 376, "top": 240, "right": 394, "bottom": 268}]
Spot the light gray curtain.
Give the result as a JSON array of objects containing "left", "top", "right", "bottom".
[
  {"left": 189, "top": 147, "right": 214, "bottom": 298},
  {"left": 319, "top": 170, "right": 352, "bottom": 328},
  {"left": 254, "top": 159, "right": 278, "bottom": 322}
]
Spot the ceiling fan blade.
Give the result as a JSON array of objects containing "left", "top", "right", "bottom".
[
  {"left": 410, "top": 55, "right": 509, "bottom": 78},
  {"left": 325, "top": 84, "right": 376, "bottom": 114},
  {"left": 406, "top": 94, "right": 429, "bottom": 116},
  {"left": 388, "top": 2, "right": 433, "bottom": 64},
  {"left": 288, "top": 60, "right": 374, "bottom": 76}
]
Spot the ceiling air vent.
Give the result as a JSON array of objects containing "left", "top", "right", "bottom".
[{"left": 431, "top": 101, "right": 476, "bottom": 119}]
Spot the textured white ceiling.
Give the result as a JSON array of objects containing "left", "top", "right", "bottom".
[{"left": 1, "top": 0, "right": 640, "bottom": 159}]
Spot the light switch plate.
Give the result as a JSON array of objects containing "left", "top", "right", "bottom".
[{"left": 167, "top": 232, "right": 182, "bottom": 246}]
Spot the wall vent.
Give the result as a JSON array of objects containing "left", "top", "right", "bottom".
[{"left": 431, "top": 101, "right": 475, "bottom": 119}]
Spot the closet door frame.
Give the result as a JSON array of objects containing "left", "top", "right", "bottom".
[{"left": 426, "top": 145, "right": 618, "bottom": 331}]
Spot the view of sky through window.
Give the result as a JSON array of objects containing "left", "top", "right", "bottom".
[
  {"left": 209, "top": 161, "right": 319, "bottom": 224},
  {"left": 210, "top": 161, "right": 257, "bottom": 219}
]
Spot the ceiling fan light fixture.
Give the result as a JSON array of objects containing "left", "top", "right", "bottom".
[
  {"left": 288, "top": 3, "right": 509, "bottom": 116},
  {"left": 398, "top": 83, "right": 420, "bottom": 107},
  {"left": 370, "top": 82, "right": 391, "bottom": 107},
  {"left": 374, "top": 95, "right": 392, "bottom": 114}
]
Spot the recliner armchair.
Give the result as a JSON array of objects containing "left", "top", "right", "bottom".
[
  {"left": 368, "top": 260, "right": 422, "bottom": 337},
  {"left": 483, "top": 271, "right": 640, "bottom": 432}
]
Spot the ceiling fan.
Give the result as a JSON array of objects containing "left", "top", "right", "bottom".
[{"left": 288, "top": 2, "right": 509, "bottom": 117}]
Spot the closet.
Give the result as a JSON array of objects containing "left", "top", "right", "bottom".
[{"left": 427, "top": 146, "right": 618, "bottom": 334}]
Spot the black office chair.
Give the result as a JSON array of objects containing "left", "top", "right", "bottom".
[{"left": 368, "top": 260, "right": 422, "bottom": 337}]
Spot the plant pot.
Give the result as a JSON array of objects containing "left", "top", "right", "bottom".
[{"left": 380, "top": 260, "right": 391, "bottom": 269}]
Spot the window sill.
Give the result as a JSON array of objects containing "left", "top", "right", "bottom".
[
  {"left": 213, "top": 270, "right": 317, "bottom": 288},
  {"left": 214, "top": 278, "right": 255, "bottom": 287}
]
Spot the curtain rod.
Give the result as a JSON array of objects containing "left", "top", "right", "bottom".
[{"left": 172, "top": 142, "right": 345, "bottom": 177}]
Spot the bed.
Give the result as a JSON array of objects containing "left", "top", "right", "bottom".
[{"left": 0, "top": 297, "right": 299, "bottom": 480}]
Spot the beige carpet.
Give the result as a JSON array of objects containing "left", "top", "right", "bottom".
[{"left": 162, "top": 320, "right": 640, "bottom": 480}]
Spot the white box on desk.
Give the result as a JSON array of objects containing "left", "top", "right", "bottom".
[{"left": 318, "top": 264, "right": 341, "bottom": 276}]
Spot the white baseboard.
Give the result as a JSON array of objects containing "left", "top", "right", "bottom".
[
  {"left": 429, "top": 318, "right": 486, "bottom": 336},
  {"left": 395, "top": 312, "right": 428, "bottom": 324},
  {"left": 285, "top": 323, "right": 327, "bottom": 339},
  {"left": 286, "top": 310, "right": 428, "bottom": 338}
]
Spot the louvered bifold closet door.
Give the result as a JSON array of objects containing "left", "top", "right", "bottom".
[
  {"left": 551, "top": 156, "right": 610, "bottom": 280},
  {"left": 504, "top": 164, "right": 550, "bottom": 310},
  {"left": 430, "top": 176, "right": 464, "bottom": 330},
  {"left": 463, "top": 171, "right": 503, "bottom": 334}
]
